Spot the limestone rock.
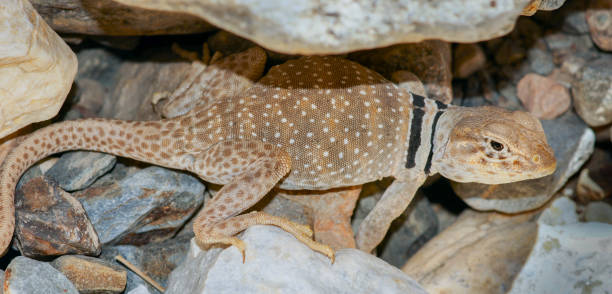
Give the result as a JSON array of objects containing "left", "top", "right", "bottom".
[
  {"left": 350, "top": 41, "right": 453, "bottom": 103},
  {"left": 113, "top": 0, "right": 534, "bottom": 55},
  {"left": 30, "top": 0, "right": 213, "bottom": 36},
  {"left": 572, "top": 56, "right": 612, "bottom": 127},
  {"left": 586, "top": 0, "right": 612, "bottom": 51},
  {"left": 509, "top": 197, "right": 612, "bottom": 293},
  {"left": 0, "top": 0, "right": 77, "bottom": 138},
  {"left": 403, "top": 210, "right": 537, "bottom": 294},
  {"left": 516, "top": 73, "right": 570, "bottom": 119},
  {"left": 52, "top": 255, "right": 127, "bottom": 294},
  {"left": 45, "top": 151, "right": 116, "bottom": 192},
  {"left": 166, "top": 226, "right": 428, "bottom": 294},
  {"left": 4, "top": 256, "right": 79, "bottom": 294},
  {"left": 452, "top": 111, "right": 595, "bottom": 213},
  {"left": 14, "top": 175, "right": 100, "bottom": 257},
  {"left": 73, "top": 166, "right": 205, "bottom": 245}
]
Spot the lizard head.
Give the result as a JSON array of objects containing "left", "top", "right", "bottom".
[{"left": 436, "top": 106, "right": 556, "bottom": 184}]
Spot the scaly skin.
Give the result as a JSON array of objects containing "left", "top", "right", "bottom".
[{"left": 0, "top": 51, "right": 556, "bottom": 259}]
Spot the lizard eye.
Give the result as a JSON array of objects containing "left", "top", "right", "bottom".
[{"left": 490, "top": 140, "right": 504, "bottom": 151}]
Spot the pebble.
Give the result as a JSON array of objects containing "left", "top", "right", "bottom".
[
  {"left": 51, "top": 255, "right": 127, "bottom": 294},
  {"left": 576, "top": 148, "right": 612, "bottom": 202},
  {"left": 572, "top": 55, "right": 612, "bottom": 127},
  {"left": 453, "top": 43, "right": 486, "bottom": 79},
  {"left": 584, "top": 201, "right": 612, "bottom": 224},
  {"left": 586, "top": 0, "right": 612, "bottom": 51},
  {"left": 516, "top": 73, "right": 571, "bottom": 119},
  {"left": 45, "top": 151, "right": 116, "bottom": 192},
  {"left": 4, "top": 256, "right": 79, "bottom": 294},
  {"left": 166, "top": 226, "right": 428, "bottom": 294},
  {"left": 14, "top": 175, "right": 100, "bottom": 257}
]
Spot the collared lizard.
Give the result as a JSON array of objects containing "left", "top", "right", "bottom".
[{"left": 0, "top": 48, "right": 556, "bottom": 260}]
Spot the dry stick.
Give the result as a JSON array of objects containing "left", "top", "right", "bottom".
[{"left": 115, "top": 255, "right": 165, "bottom": 293}]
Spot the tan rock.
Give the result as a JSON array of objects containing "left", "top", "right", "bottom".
[
  {"left": 0, "top": 0, "right": 77, "bottom": 138},
  {"left": 391, "top": 71, "right": 427, "bottom": 97},
  {"left": 402, "top": 210, "right": 538, "bottom": 294},
  {"left": 52, "top": 255, "right": 127, "bottom": 294},
  {"left": 516, "top": 73, "right": 571, "bottom": 119},
  {"left": 31, "top": 0, "right": 213, "bottom": 36},
  {"left": 453, "top": 43, "right": 486, "bottom": 79},
  {"left": 586, "top": 0, "right": 612, "bottom": 51}
]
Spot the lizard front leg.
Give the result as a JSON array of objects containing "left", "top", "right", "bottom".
[
  {"left": 356, "top": 173, "right": 426, "bottom": 253},
  {"left": 189, "top": 140, "right": 333, "bottom": 261}
]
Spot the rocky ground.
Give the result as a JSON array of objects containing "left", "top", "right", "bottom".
[{"left": 0, "top": 0, "right": 611, "bottom": 293}]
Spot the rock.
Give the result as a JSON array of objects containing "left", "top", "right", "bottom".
[
  {"left": 113, "top": 0, "right": 533, "bottom": 55},
  {"left": 576, "top": 148, "right": 612, "bottom": 202},
  {"left": 494, "top": 39, "right": 526, "bottom": 65},
  {"left": 584, "top": 201, "right": 612, "bottom": 224},
  {"left": 52, "top": 255, "right": 127, "bottom": 294},
  {"left": 73, "top": 166, "right": 205, "bottom": 245},
  {"left": 349, "top": 41, "right": 453, "bottom": 103},
  {"left": 128, "top": 285, "right": 153, "bottom": 294},
  {"left": 14, "top": 175, "right": 100, "bottom": 257},
  {"left": 586, "top": 0, "right": 612, "bottom": 51},
  {"left": 538, "top": 0, "right": 567, "bottom": 11},
  {"left": 88, "top": 36, "right": 141, "bottom": 51},
  {"left": 166, "top": 226, "right": 428, "bottom": 294},
  {"left": 526, "top": 44, "right": 555, "bottom": 76},
  {"left": 403, "top": 210, "right": 538, "bottom": 294},
  {"left": 452, "top": 111, "right": 595, "bottom": 213},
  {"left": 391, "top": 71, "right": 427, "bottom": 97},
  {"left": 101, "top": 234, "right": 193, "bottom": 293},
  {"left": 509, "top": 197, "right": 612, "bottom": 293},
  {"left": 4, "top": 256, "right": 79, "bottom": 294},
  {"left": 63, "top": 78, "right": 107, "bottom": 120},
  {"left": 516, "top": 73, "right": 571, "bottom": 119},
  {"left": 30, "top": 0, "right": 213, "bottom": 36},
  {"left": 0, "top": 0, "right": 77, "bottom": 138},
  {"left": 45, "top": 151, "right": 116, "bottom": 192},
  {"left": 544, "top": 32, "right": 594, "bottom": 64},
  {"left": 453, "top": 43, "right": 486, "bottom": 79},
  {"left": 286, "top": 186, "right": 361, "bottom": 250},
  {"left": 572, "top": 56, "right": 612, "bottom": 127}
]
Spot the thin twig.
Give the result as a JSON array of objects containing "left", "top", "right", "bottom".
[{"left": 115, "top": 255, "right": 165, "bottom": 293}]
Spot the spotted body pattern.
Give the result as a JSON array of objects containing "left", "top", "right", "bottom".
[{"left": 0, "top": 50, "right": 556, "bottom": 258}]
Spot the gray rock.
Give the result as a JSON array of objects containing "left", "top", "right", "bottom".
[
  {"left": 113, "top": 0, "right": 533, "bottom": 54},
  {"left": 585, "top": 202, "right": 612, "bottom": 224},
  {"left": 586, "top": 0, "right": 612, "bottom": 51},
  {"left": 576, "top": 148, "right": 612, "bottom": 202},
  {"left": 45, "top": 151, "right": 116, "bottom": 191},
  {"left": 4, "top": 256, "right": 78, "bottom": 294},
  {"left": 452, "top": 111, "right": 595, "bottom": 213},
  {"left": 572, "top": 56, "right": 612, "bottom": 127},
  {"left": 526, "top": 47, "right": 555, "bottom": 76},
  {"left": 538, "top": 0, "right": 567, "bottom": 11},
  {"left": 166, "top": 226, "right": 428, "bottom": 294},
  {"left": 128, "top": 285, "right": 153, "bottom": 294},
  {"left": 74, "top": 166, "right": 205, "bottom": 245},
  {"left": 509, "top": 197, "right": 612, "bottom": 294}
]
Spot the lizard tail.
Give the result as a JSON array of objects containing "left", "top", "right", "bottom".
[{"left": 0, "top": 118, "right": 174, "bottom": 255}]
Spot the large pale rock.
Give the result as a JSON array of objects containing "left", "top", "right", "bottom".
[
  {"left": 114, "top": 0, "right": 534, "bottom": 54},
  {"left": 402, "top": 210, "right": 537, "bottom": 294},
  {"left": 452, "top": 111, "right": 595, "bottom": 213},
  {"left": 166, "top": 226, "right": 428, "bottom": 294},
  {"left": 509, "top": 197, "right": 612, "bottom": 293},
  {"left": 31, "top": 0, "right": 214, "bottom": 36},
  {"left": 0, "top": 0, "right": 77, "bottom": 138}
]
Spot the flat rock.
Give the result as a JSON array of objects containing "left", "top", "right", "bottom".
[
  {"left": 586, "top": 0, "right": 612, "bottom": 51},
  {"left": 516, "top": 73, "right": 570, "bottom": 119},
  {"left": 349, "top": 41, "right": 453, "bottom": 103},
  {"left": 0, "top": 0, "right": 77, "bottom": 138},
  {"left": 451, "top": 111, "right": 595, "bottom": 213},
  {"left": 4, "top": 256, "right": 78, "bottom": 294},
  {"left": 73, "top": 166, "right": 205, "bottom": 245},
  {"left": 572, "top": 55, "right": 612, "bottom": 127},
  {"left": 509, "top": 197, "right": 612, "bottom": 293},
  {"left": 113, "top": 0, "right": 534, "bottom": 54},
  {"left": 45, "top": 151, "right": 116, "bottom": 192},
  {"left": 14, "top": 175, "right": 100, "bottom": 257},
  {"left": 30, "top": 0, "right": 213, "bottom": 35},
  {"left": 166, "top": 226, "right": 427, "bottom": 294},
  {"left": 403, "top": 210, "right": 538, "bottom": 294},
  {"left": 51, "top": 255, "right": 127, "bottom": 294}
]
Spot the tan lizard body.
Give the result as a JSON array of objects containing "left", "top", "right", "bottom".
[{"left": 0, "top": 49, "right": 556, "bottom": 258}]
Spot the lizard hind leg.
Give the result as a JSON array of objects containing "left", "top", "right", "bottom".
[{"left": 190, "top": 140, "right": 334, "bottom": 262}]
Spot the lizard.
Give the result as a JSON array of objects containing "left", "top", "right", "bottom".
[{"left": 0, "top": 50, "right": 557, "bottom": 261}]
